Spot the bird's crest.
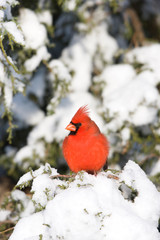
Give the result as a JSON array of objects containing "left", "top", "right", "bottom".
[{"left": 72, "top": 105, "right": 90, "bottom": 123}]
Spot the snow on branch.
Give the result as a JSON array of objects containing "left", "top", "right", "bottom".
[
  {"left": 0, "top": 0, "right": 25, "bottom": 142},
  {"left": 5, "top": 160, "right": 160, "bottom": 240}
]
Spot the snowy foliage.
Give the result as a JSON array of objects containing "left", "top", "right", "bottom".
[
  {"left": 0, "top": 0, "right": 24, "bottom": 45},
  {"left": 0, "top": 0, "right": 25, "bottom": 110},
  {"left": 0, "top": 50, "right": 25, "bottom": 109},
  {"left": 98, "top": 59, "right": 160, "bottom": 129},
  {"left": 12, "top": 39, "right": 160, "bottom": 172},
  {"left": 0, "top": 0, "right": 159, "bottom": 180},
  {"left": 19, "top": 8, "right": 51, "bottom": 72},
  {"left": 8, "top": 161, "right": 160, "bottom": 240},
  {"left": 0, "top": 0, "right": 160, "bottom": 238}
]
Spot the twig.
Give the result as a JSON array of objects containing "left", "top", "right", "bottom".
[
  {"left": 50, "top": 174, "right": 76, "bottom": 179},
  {"left": 0, "top": 226, "right": 14, "bottom": 235},
  {"left": 107, "top": 174, "right": 119, "bottom": 180},
  {"left": 122, "top": 141, "right": 130, "bottom": 154},
  {"left": 0, "top": 220, "right": 15, "bottom": 225},
  {"left": 124, "top": 8, "right": 146, "bottom": 47},
  {"left": 0, "top": 35, "right": 20, "bottom": 74}
]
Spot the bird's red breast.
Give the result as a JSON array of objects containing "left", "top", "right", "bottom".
[{"left": 62, "top": 105, "right": 109, "bottom": 174}]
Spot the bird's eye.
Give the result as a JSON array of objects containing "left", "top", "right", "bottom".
[
  {"left": 69, "top": 122, "right": 81, "bottom": 135},
  {"left": 71, "top": 121, "right": 81, "bottom": 128},
  {"left": 75, "top": 122, "right": 81, "bottom": 128}
]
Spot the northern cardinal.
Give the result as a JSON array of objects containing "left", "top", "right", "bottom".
[{"left": 62, "top": 106, "right": 109, "bottom": 174}]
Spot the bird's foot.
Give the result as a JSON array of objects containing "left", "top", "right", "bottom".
[{"left": 86, "top": 170, "right": 99, "bottom": 176}]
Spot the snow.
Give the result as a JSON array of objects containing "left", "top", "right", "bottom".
[
  {"left": 0, "top": 0, "right": 18, "bottom": 6},
  {"left": 99, "top": 63, "right": 160, "bottom": 131},
  {"left": 27, "top": 114, "right": 59, "bottom": 144},
  {"left": 1, "top": 0, "right": 160, "bottom": 180},
  {"left": 14, "top": 142, "right": 45, "bottom": 165},
  {"left": 0, "top": 210, "right": 11, "bottom": 221},
  {"left": 98, "top": 64, "right": 136, "bottom": 97},
  {"left": 24, "top": 46, "right": 50, "bottom": 72},
  {"left": 0, "top": 10, "right": 5, "bottom": 21},
  {"left": 1, "top": 4, "right": 160, "bottom": 238},
  {"left": 8, "top": 67, "right": 46, "bottom": 128},
  {"left": 11, "top": 93, "right": 45, "bottom": 127},
  {"left": 10, "top": 212, "right": 45, "bottom": 239},
  {"left": 61, "top": 35, "right": 93, "bottom": 92},
  {"left": 1, "top": 1, "right": 15, "bottom": 20},
  {"left": 31, "top": 174, "right": 56, "bottom": 208},
  {"left": 0, "top": 60, "right": 5, "bottom": 82},
  {"left": 120, "top": 160, "right": 160, "bottom": 225},
  {"left": 47, "top": 59, "right": 72, "bottom": 111},
  {"left": 0, "top": 0, "right": 18, "bottom": 20},
  {"left": 131, "top": 105, "right": 157, "bottom": 126},
  {"left": 26, "top": 67, "right": 46, "bottom": 105},
  {"left": 2, "top": 21, "right": 25, "bottom": 45},
  {"left": 121, "top": 127, "right": 130, "bottom": 144},
  {"left": 17, "top": 163, "right": 57, "bottom": 186},
  {"left": 150, "top": 159, "right": 160, "bottom": 176},
  {"left": 0, "top": 0, "right": 25, "bottom": 75},
  {"left": 4, "top": 78, "right": 13, "bottom": 108},
  {"left": 37, "top": 10, "right": 52, "bottom": 26},
  {"left": 14, "top": 42, "right": 160, "bottom": 162},
  {"left": 0, "top": 0, "right": 25, "bottom": 110},
  {"left": 18, "top": 8, "right": 51, "bottom": 73},
  {"left": 94, "top": 23, "right": 118, "bottom": 63},
  {"left": 49, "top": 59, "right": 72, "bottom": 84},
  {"left": 66, "top": 0, "right": 77, "bottom": 11},
  {"left": 11, "top": 190, "right": 35, "bottom": 218},
  {"left": 19, "top": 8, "right": 48, "bottom": 50},
  {"left": 61, "top": 22, "right": 118, "bottom": 92},
  {"left": 9, "top": 160, "right": 160, "bottom": 240},
  {"left": 0, "top": 51, "right": 25, "bottom": 109},
  {"left": 125, "top": 44, "right": 160, "bottom": 85}
]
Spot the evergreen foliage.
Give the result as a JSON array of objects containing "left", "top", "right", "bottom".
[{"left": 0, "top": 0, "right": 160, "bottom": 237}]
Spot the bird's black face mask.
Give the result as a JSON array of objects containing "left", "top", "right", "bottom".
[{"left": 69, "top": 122, "right": 82, "bottom": 135}]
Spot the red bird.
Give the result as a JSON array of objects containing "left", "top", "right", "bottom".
[{"left": 62, "top": 106, "right": 109, "bottom": 174}]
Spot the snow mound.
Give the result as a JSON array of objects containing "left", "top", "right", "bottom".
[
  {"left": 19, "top": 8, "right": 48, "bottom": 50},
  {"left": 97, "top": 61, "right": 160, "bottom": 131},
  {"left": 9, "top": 160, "right": 160, "bottom": 240}
]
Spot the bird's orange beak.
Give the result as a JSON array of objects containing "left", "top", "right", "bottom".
[{"left": 65, "top": 123, "right": 76, "bottom": 132}]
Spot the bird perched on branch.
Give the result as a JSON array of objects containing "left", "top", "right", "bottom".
[{"left": 62, "top": 106, "right": 109, "bottom": 174}]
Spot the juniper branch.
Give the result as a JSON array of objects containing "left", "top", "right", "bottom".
[{"left": 0, "top": 35, "right": 20, "bottom": 74}]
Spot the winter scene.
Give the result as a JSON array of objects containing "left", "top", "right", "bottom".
[{"left": 0, "top": 0, "right": 160, "bottom": 239}]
